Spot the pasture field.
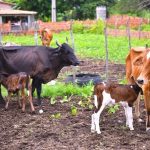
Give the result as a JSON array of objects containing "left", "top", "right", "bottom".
[{"left": 1, "top": 33, "right": 150, "bottom": 149}]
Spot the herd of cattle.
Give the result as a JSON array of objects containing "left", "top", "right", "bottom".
[{"left": 0, "top": 28, "right": 150, "bottom": 133}]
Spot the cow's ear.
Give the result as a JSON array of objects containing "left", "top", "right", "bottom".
[{"left": 133, "top": 56, "right": 143, "bottom": 66}]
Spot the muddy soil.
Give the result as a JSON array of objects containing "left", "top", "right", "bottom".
[{"left": 0, "top": 59, "right": 150, "bottom": 150}]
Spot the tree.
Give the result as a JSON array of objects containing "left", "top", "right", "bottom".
[{"left": 5, "top": 0, "right": 116, "bottom": 21}]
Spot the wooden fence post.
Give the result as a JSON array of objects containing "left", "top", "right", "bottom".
[
  {"left": 34, "top": 21, "right": 39, "bottom": 46},
  {"left": 138, "top": 18, "right": 143, "bottom": 39},
  {"left": 70, "top": 20, "right": 77, "bottom": 83},
  {"left": 0, "top": 29, "right": 2, "bottom": 45},
  {"left": 126, "top": 18, "right": 131, "bottom": 50},
  {"left": 104, "top": 21, "right": 108, "bottom": 81}
]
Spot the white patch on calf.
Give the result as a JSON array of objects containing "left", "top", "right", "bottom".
[
  {"left": 120, "top": 101, "right": 134, "bottom": 130},
  {"left": 91, "top": 90, "right": 116, "bottom": 134},
  {"left": 94, "top": 95, "right": 98, "bottom": 108},
  {"left": 102, "top": 90, "right": 115, "bottom": 105},
  {"left": 147, "top": 51, "right": 150, "bottom": 59},
  {"left": 130, "top": 85, "right": 133, "bottom": 88}
]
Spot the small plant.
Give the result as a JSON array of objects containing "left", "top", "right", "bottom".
[
  {"left": 60, "top": 95, "right": 71, "bottom": 103},
  {"left": 70, "top": 105, "right": 78, "bottom": 116},
  {"left": 50, "top": 96, "right": 56, "bottom": 105},
  {"left": 50, "top": 113, "right": 61, "bottom": 119},
  {"left": 108, "top": 103, "right": 120, "bottom": 114}
]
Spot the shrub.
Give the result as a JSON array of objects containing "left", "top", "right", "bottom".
[
  {"left": 72, "top": 22, "right": 84, "bottom": 33},
  {"left": 142, "top": 24, "right": 150, "bottom": 31},
  {"left": 84, "top": 19, "right": 104, "bottom": 34}
]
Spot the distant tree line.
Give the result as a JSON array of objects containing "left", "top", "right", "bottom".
[{"left": 5, "top": 0, "right": 150, "bottom": 21}]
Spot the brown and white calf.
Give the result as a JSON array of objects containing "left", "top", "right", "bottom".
[
  {"left": 0, "top": 72, "right": 35, "bottom": 112},
  {"left": 91, "top": 82, "right": 142, "bottom": 134}
]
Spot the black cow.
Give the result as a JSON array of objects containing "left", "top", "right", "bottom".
[{"left": 0, "top": 42, "right": 79, "bottom": 106}]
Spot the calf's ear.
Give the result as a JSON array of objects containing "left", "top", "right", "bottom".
[{"left": 133, "top": 56, "right": 143, "bottom": 66}]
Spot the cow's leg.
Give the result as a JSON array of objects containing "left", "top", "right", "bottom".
[
  {"left": 126, "top": 106, "right": 134, "bottom": 130},
  {"left": 21, "top": 89, "right": 26, "bottom": 112},
  {"left": 122, "top": 102, "right": 134, "bottom": 130},
  {"left": 36, "top": 82, "right": 42, "bottom": 106},
  {"left": 28, "top": 83, "right": 35, "bottom": 113},
  {"left": 93, "top": 103, "right": 107, "bottom": 134},
  {"left": 122, "top": 103, "right": 129, "bottom": 127},
  {"left": 134, "top": 92, "right": 142, "bottom": 122},
  {"left": 91, "top": 94, "right": 109, "bottom": 134},
  {"left": 143, "top": 91, "right": 150, "bottom": 131},
  {"left": 5, "top": 92, "right": 11, "bottom": 110},
  {"left": 16, "top": 91, "right": 22, "bottom": 109},
  {"left": 0, "top": 84, "right": 5, "bottom": 105},
  {"left": 32, "top": 78, "right": 42, "bottom": 106}
]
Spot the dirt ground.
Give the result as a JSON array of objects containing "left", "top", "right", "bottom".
[{"left": 0, "top": 59, "right": 150, "bottom": 150}]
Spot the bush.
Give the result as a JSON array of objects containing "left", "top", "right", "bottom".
[
  {"left": 142, "top": 24, "right": 150, "bottom": 31},
  {"left": 84, "top": 19, "right": 104, "bottom": 34},
  {"left": 72, "top": 22, "right": 84, "bottom": 33}
]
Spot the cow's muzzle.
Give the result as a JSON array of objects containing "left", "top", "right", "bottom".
[
  {"left": 73, "top": 61, "right": 80, "bottom": 66},
  {"left": 137, "top": 79, "right": 144, "bottom": 85}
]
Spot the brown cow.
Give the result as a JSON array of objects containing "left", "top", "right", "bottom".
[
  {"left": 126, "top": 46, "right": 150, "bottom": 131},
  {"left": 40, "top": 28, "right": 53, "bottom": 47},
  {"left": 0, "top": 72, "right": 35, "bottom": 113}
]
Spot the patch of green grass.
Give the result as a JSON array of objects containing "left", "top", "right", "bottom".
[{"left": 42, "top": 82, "right": 93, "bottom": 98}]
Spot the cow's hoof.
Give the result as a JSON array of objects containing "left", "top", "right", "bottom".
[
  {"left": 129, "top": 127, "right": 134, "bottom": 131},
  {"left": 97, "top": 131, "right": 101, "bottom": 134}
]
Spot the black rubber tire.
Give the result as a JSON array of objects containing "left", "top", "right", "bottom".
[{"left": 65, "top": 73, "right": 102, "bottom": 86}]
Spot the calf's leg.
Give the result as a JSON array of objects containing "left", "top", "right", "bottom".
[
  {"left": 0, "top": 84, "right": 5, "bottom": 105},
  {"left": 122, "top": 102, "right": 134, "bottom": 130},
  {"left": 91, "top": 93, "right": 109, "bottom": 134},
  {"left": 5, "top": 92, "right": 11, "bottom": 110},
  {"left": 21, "top": 89, "right": 26, "bottom": 112},
  {"left": 28, "top": 83, "right": 35, "bottom": 113}
]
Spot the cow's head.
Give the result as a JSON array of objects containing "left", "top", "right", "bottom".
[
  {"left": 56, "top": 42, "right": 79, "bottom": 66},
  {"left": 134, "top": 49, "right": 150, "bottom": 85}
]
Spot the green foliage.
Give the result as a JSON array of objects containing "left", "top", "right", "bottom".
[
  {"left": 72, "top": 22, "right": 84, "bottom": 33},
  {"left": 72, "top": 20, "right": 104, "bottom": 34},
  {"left": 108, "top": 103, "right": 120, "bottom": 114},
  {"left": 50, "top": 113, "right": 61, "bottom": 119},
  {"left": 84, "top": 19, "right": 104, "bottom": 34},
  {"left": 70, "top": 105, "right": 78, "bottom": 116},
  {"left": 41, "top": 82, "right": 92, "bottom": 100},
  {"left": 5, "top": 0, "right": 115, "bottom": 21},
  {"left": 142, "top": 24, "right": 150, "bottom": 31}
]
